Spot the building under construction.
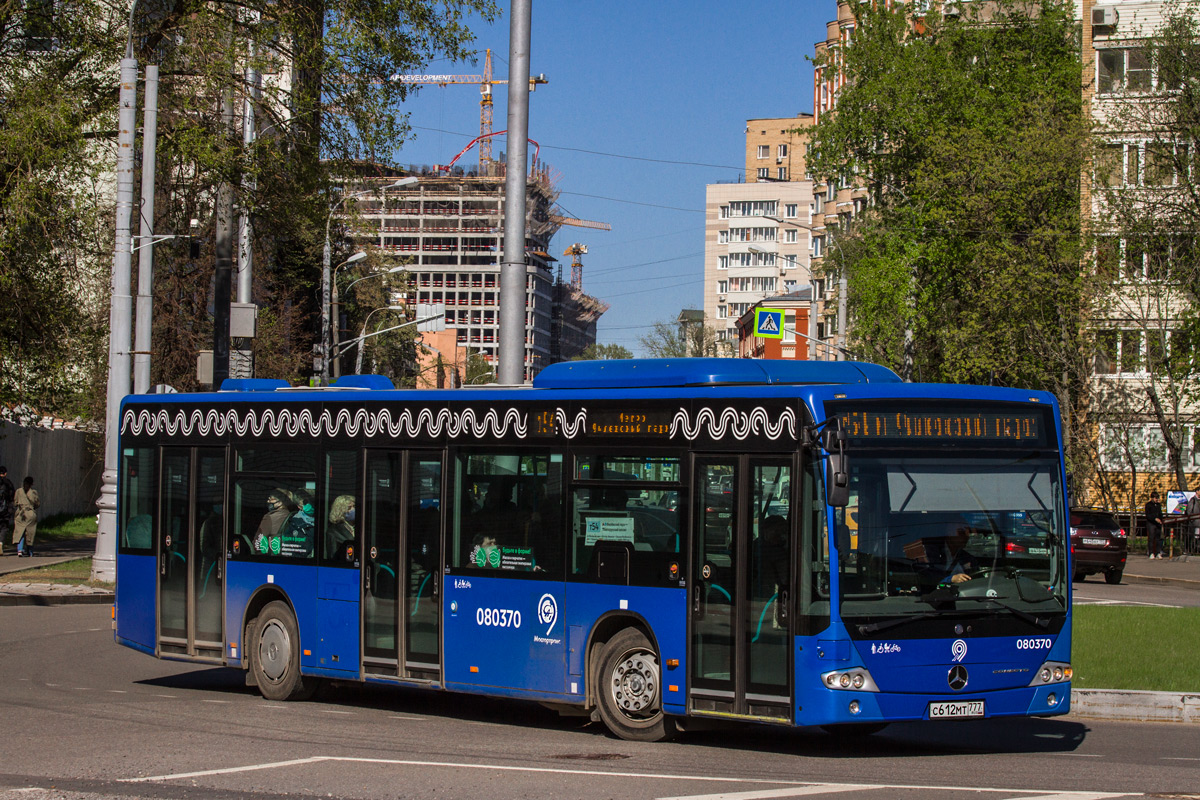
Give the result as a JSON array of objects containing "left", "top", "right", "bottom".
[{"left": 348, "top": 163, "right": 608, "bottom": 380}]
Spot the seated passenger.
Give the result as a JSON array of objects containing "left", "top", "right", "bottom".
[
  {"left": 912, "top": 521, "right": 981, "bottom": 585},
  {"left": 280, "top": 488, "right": 316, "bottom": 557},
  {"left": 327, "top": 494, "right": 356, "bottom": 560},
  {"left": 253, "top": 489, "right": 293, "bottom": 556}
]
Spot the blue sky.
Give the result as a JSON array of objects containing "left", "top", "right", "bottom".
[{"left": 392, "top": 1, "right": 833, "bottom": 355}]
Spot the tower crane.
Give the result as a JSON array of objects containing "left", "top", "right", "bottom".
[
  {"left": 563, "top": 243, "right": 589, "bottom": 291},
  {"left": 391, "top": 49, "right": 547, "bottom": 165}
]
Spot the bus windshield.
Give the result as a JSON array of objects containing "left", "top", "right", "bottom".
[{"left": 834, "top": 453, "right": 1068, "bottom": 626}]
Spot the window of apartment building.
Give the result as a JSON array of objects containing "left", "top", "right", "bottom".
[
  {"left": 1097, "top": 47, "right": 1152, "bottom": 95},
  {"left": 719, "top": 230, "right": 729, "bottom": 244},
  {"left": 784, "top": 203, "right": 798, "bottom": 218},
  {"left": 718, "top": 256, "right": 729, "bottom": 270},
  {"left": 1099, "top": 423, "right": 1197, "bottom": 470},
  {"left": 783, "top": 280, "right": 798, "bottom": 292},
  {"left": 784, "top": 229, "right": 799, "bottom": 243},
  {"left": 812, "top": 236, "right": 824, "bottom": 258},
  {"left": 758, "top": 145, "right": 770, "bottom": 159},
  {"left": 778, "top": 144, "right": 789, "bottom": 159},
  {"left": 728, "top": 227, "right": 777, "bottom": 243},
  {"left": 783, "top": 312, "right": 795, "bottom": 343},
  {"left": 727, "top": 201, "right": 777, "bottom": 218},
  {"left": 813, "top": 194, "right": 825, "bottom": 214},
  {"left": 719, "top": 205, "right": 729, "bottom": 219},
  {"left": 1095, "top": 143, "right": 1125, "bottom": 186},
  {"left": 717, "top": 280, "right": 728, "bottom": 294},
  {"left": 758, "top": 168, "right": 769, "bottom": 179},
  {"left": 717, "top": 305, "right": 727, "bottom": 319},
  {"left": 777, "top": 167, "right": 788, "bottom": 180}
]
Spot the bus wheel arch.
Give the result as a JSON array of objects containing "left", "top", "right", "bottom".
[
  {"left": 587, "top": 614, "right": 673, "bottom": 742},
  {"left": 242, "top": 589, "right": 317, "bottom": 701}
]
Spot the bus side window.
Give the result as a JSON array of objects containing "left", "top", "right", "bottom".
[
  {"left": 322, "top": 450, "right": 359, "bottom": 566},
  {"left": 119, "top": 446, "right": 157, "bottom": 554}
]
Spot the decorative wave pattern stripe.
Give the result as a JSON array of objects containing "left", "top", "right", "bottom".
[
  {"left": 670, "top": 406, "right": 796, "bottom": 441},
  {"left": 123, "top": 405, "right": 797, "bottom": 442}
]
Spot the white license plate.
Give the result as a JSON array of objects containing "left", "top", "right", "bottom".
[
  {"left": 1082, "top": 538, "right": 1108, "bottom": 546},
  {"left": 929, "top": 700, "right": 985, "bottom": 719}
]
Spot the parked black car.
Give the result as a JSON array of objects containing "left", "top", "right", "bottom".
[{"left": 1070, "top": 507, "right": 1128, "bottom": 584}]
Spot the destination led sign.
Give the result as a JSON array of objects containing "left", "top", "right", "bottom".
[
  {"left": 837, "top": 408, "right": 1046, "bottom": 444},
  {"left": 532, "top": 409, "right": 674, "bottom": 437}
]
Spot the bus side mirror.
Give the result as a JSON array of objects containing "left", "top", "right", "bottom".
[{"left": 822, "top": 428, "right": 850, "bottom": 508}]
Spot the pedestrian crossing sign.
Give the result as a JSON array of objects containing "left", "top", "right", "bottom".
[{"left": 754, "top": 308, "right": 784, "bottom": 339}]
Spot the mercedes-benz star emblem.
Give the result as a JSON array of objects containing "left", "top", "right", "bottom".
[{"left": 948, "top": 665, "right": 969, "bottom": 691}]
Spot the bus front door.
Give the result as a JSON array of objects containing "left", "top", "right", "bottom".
[
  {"left": 363, "top": 451, "right": 442, "bottom": 681},
  {"left": 158, "top": 447, "right": 226, "bottom": 661},
  {"left": 690, "top": 458, "right": 793, "bottom": 722}
]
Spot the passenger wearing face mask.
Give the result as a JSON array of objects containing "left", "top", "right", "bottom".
[
  {"left": 280, "top": 488, "right": 317, "bottom": 557},
  {"left": 327, "top": 495, "right": 356, "bottom": 561},
  {"left": 254, "top": 489, "right": 294, "bottom": 556}
]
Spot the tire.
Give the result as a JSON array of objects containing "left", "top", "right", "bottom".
[
  {"left": 1105, "top": 569, "right": 1123, "bottom": 585},
  {"left": 1072, "top": 570, "right": 1085, "bottom": 582},
  {"left": 595, "top": 628, "right": 673, "bottom": 742},
  {"left": 250, "top": 600, "right": 318, "bottom": 701},
  {"left": 821, "top": 722, "right": 889, "bottom": 737}
]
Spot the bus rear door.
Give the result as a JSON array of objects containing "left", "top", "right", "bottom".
[
  {"left": 690, "top": 457, "right": 793, "bottom": 722},
  {"left": 158, "top": 446, "right": 226, "bottom": 661}
]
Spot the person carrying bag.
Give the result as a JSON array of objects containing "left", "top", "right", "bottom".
[{"left": 13, "top": 476, "right": 40, "bottom": 557}]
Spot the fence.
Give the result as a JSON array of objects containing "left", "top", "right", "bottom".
[{"left": 0, "top": 421, "right": 102, "bottom": 518}]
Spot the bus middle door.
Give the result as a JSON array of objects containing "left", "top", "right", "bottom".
[{"left": 690, "top": 457, "right": 793, "bottom": 722}]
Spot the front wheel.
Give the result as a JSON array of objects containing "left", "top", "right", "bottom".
[
  {"left": 250, "top": 600, "right": 318, "bottom": 701},
  {"left": 595, "top": 628, "right": 673, "bottom": 742}
]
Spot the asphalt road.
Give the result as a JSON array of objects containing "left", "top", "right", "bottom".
[{"left": 2, "top": 605, "right": 1198, "bottom": 800}]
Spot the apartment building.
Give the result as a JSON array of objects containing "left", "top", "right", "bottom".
[
  {"left": 704, "top": 116, "right": 820, "bottom": 351},
  {"left": 1083, "top": 0, "right": 1200, "bottom": 506},
  {"left": 347, "top": 167, "right": 606, "bottom": 381}
]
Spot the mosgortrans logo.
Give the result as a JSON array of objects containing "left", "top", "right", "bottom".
[{"left": 537, "top": 593, "right": 558, "bottom": 635}]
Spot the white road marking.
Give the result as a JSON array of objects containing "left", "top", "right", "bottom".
[
  {"left": 1072, "top": 597, "right": 1181, "bottom": 608},
  {"left": 73, "top": 687, "right": 90, "bottom": 691},
  {"left": 107, "top": 690, "right": 127, "bottom": 694},
  {"left": 1163, "top": 757, "right": 1200, "bottom": 761},
  {"left": 319, "top": 709, "right": 354, "bottom": 715},
  {"left": 389, "top": 714, "right": 425, "bottom": 720},
  {"left": 118, "top": 755, "right": 1148, "bottom": 799},
  {"left": 201, "top": 699, "right": 231, "bottom": 704},
  {"left": 657, "top": 786, "right": 876, "bottom": 800},
  {"left": 1048, "top": 753, "right": 1103, "bottom": 757},
  {"left": 154, "top": 694, "right": 176, "bottom": 698}
]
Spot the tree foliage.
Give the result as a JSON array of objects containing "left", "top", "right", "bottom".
[
  {"left": 573, "top": 343, "right": 633, "bottom": 360},
  {"left": 0, "top": 0, "right": 497, "bottom": 409},
  {"left": 810, "top": 0, "right": 1090, "bottom": 391},
  {"left": 639, "top": 316, "right": 730, "bottom": 358}
]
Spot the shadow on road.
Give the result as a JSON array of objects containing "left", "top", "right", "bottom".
[{"left": 134, "top": 666, "right": 1093, "bottom": 758}]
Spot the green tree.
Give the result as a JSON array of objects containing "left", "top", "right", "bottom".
[
  {"left": 639, "top": 315, "right": 730, "bottom": 358},
  {"left": 809, "top": 0, "right": 1091, "bottom": 462},
  {"left": 573, "top": 343, "right": 633, "bottom": 360}
]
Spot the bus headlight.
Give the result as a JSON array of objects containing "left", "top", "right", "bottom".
[
  {"left": 1029, "top": 661, "right": 1072, "bottom": 686},
  {"left": 822, "top": 668, "right": 880, "bottom": 692}
]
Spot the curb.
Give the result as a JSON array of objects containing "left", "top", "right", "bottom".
[
  {"left": 0, "top": 592, "right": 113, "bottom": 607},
  {"left": 1071, "top": 689, "right": 1200, "bottom": 724},
  {"left": 1121, "top": 572, "right": 1200, "bottom": 589}
]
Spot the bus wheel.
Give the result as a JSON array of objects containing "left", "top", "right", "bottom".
[
  {"left": 251, "top": 601, "right": 317, "bottom": 701},
  {"left": 596, "top": 628, "right": 672, "bottom": 742}
]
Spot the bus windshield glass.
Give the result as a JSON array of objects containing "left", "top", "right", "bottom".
[{"left": 834, "top": 452, "right": 1068, "bottom": 626}]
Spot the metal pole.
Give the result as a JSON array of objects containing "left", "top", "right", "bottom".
[
  {"left": 809, "top": 280, "right": 819, "bottom": 361},
  {"left": 321, "top": 209, "right": 335, "bottom": 385},
  {"left": 212, "top": 92, "right": 235, "bottom": 388},
  {"left": 93, "top": 57, "right": 139, "bottom": 583},
  {"left": 237, "top": 30, "right": 259, "bottom": 308},
  {"left": 498, "top": 0, "right": 532, "bottom": 385},
  {"left": 837, "top": 273, "right": 847, "bottom": 361},
  {"left": 133, "top": 64, "right": 158, "bottom": 394}
]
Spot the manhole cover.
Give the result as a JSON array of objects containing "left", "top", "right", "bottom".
[{"left": 550, "top": 753, "right": 631, "bottom": 761}]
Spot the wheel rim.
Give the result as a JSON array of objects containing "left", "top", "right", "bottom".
[
  {"left": 610, "top": 648, "right": 660, "bottom": 720},
  {"left": 259, "top": 619, "right": 290, "bottom": 683}
]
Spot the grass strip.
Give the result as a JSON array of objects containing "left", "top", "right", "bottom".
[
  {"left": 30, "top": 512, "right": 98, "bottom": 543},
  {"left": 0, "top": 557, "right": 113, "bottom": 589},
  {"left": 1073, "top": 604, "right": 1200, "bottom": 692}
]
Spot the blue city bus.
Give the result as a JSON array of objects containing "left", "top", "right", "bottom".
[{"left": 113, "top": 358, "right": 1072, "bottom": 740}]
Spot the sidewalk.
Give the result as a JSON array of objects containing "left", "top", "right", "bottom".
[
  {"left": 0, "top": 538, "right": 113, "bottom": 606},
  {"left": 1120, "top": 550, "right": 1200, "bottom": 588}
]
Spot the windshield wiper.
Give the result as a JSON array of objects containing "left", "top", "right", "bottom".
[
  {"left": 953, "top": 596, "right": 1051, "bottom": 629},
  {"left": 857, "top": 610, "right": 941, "bottom": 634}
]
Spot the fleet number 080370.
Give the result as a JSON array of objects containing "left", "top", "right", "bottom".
[
  {"left": 477, "top": 607, "right": 522, "bottom": 628},
  {"left": 1016, "top": 637, "right": 1052, "bottom": 650}
]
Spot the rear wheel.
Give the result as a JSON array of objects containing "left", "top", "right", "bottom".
[
  {"left": 1073, "top": 570, "right": 1085, "bottom": 582},
  {"left": 1105, "top": 568, "right": 1123, "bottom": 585},
  {"left": 250, "top": 601, "right": 318, "bottom": 701},
  {"left": 595, "top": 628, "right": 672, "bottom": 742}
]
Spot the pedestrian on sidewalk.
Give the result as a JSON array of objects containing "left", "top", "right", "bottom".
[
  {"left": 1189, "top": 487, "right": 1200, "bottom": 556},
  {"left": 0, "top": 467, "right": 14, "bottom": 556},
  {"left": 13, "top": 476, "right": 40, "bottom": 557},
  {"left": 1145, "top": 491, "right": 1165, "bottom": 560}
]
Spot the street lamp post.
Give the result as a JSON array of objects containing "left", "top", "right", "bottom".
[
  {"left": 328, "top": 250, "right": 366, "bottom": 377},
  {"left": 320, "top": 177, "right": 417, "bottom": 384},
  {"left": 353, "top": 305, "right": 406, "bottom": 375},
  {"left": 332, "top": 263, "right": 406, "bottom": 379}
]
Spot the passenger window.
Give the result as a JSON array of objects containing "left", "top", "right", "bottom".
[
  {"left": 119, "top": 447, "right": 157, "bottom": 553},
  {"left": 451, "top": 451, "right": 564, "bottom": 577},
  {"left": 322, "top": 450, "right": 359, "bottom": 566},
  {"left": 569, "top": 454, "right": 683, "bottom": 586},
  {"left": 228, "top": 445, "right": 317, "bottom": 561}
]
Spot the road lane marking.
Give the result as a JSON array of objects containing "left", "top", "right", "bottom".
[
  {"left": 201, "top": 699, "right": 231, "bottom": 704},
  {"left": 389, "top": 714, "right": 425, "bottom": 720},
  {"left": 320, "top": 710, "right": 354, "bottom": 715},
  {"left": 657, "top": 786, "right": 876, "bottom": 800},
  {"left": 1048, "top": 753, "right": 1103, "bottom": 757},
  {"left": 1163, "top": 757, "right": 1200, "bottom": 761},
  {"left": 154, "top": 694, "right": 176, "bottom": 698},
  {"left": 108, "top": 690, "right": 127, "bottom": 694},
  {"left": 119, "top": 755, "right": 1148, "bottom": 798}
]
